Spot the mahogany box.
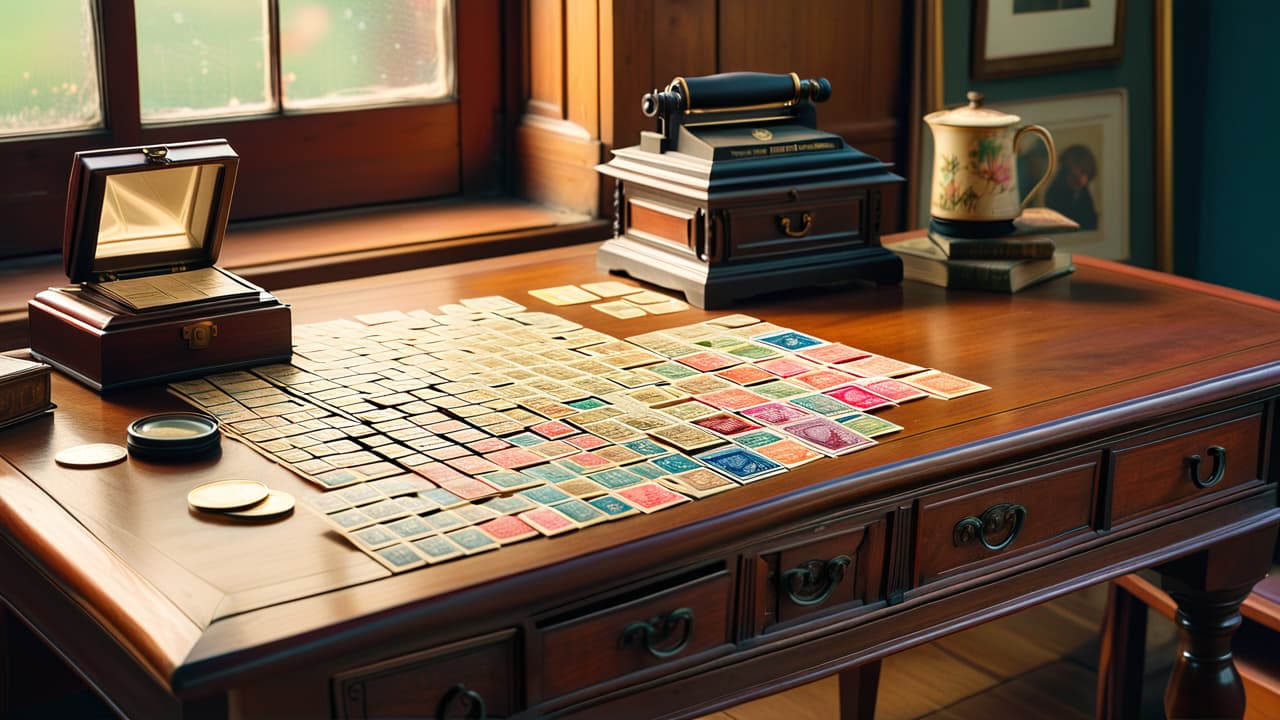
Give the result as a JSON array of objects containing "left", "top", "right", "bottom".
[{"left": 28, "top": 139, "right": 291, "bottom": 392}]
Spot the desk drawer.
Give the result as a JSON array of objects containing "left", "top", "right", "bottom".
[
  {"left": 333, "top": 630, "right": 518, "bottom": 719},
  {"left": 743, "top": 514, "right": 886, "bottom": 636},
  {"left": 537, "top": 567, "right": 732, "bottom": 699},
  {"left": 1110, "top": 408, "right": 1265, "bottom": 524},
  {"left": 915, "top": 455, "right": 1101, "bottom": 585}
]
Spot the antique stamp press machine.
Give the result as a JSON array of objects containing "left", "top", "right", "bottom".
[{"left": 597, "top": 71, "right": 903, "bottom": 308}]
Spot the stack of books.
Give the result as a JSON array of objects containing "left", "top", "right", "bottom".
[
  {"left": 890, "top": 209, "right": 1078, "bottom": 293},
  {"left": 0, "top": 354, "right": 54, "bottom": 431}
]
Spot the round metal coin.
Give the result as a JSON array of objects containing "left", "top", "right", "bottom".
[
  {"left": 54, "top": 443, "right": 128, "bottom": 468},
  {"left": 224, "top": 490, "right": 295, "bottom": 520},
  {"left": 187, "top": 479, "right": 270, "bottom": 512}
]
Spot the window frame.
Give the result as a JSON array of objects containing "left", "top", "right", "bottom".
[{"left": 0, "top": 0, "right": 507, "bottom": 260}]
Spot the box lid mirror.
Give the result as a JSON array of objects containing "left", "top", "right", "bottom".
[{"left": 63, "top": 139, "right": 238, "bottom": 283}]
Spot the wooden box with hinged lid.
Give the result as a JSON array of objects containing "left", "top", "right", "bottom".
[{"left": 28, "top": 139, "right": 291, "bottom": 392}]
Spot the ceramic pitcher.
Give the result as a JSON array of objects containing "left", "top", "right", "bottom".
[{"left": 924, "top": 91, "right": 1055, "bottom": 238}]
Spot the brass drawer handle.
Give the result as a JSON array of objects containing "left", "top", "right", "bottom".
[
  {"left": 1186, "top": 445, "right": 1227, "bottom": 489},
  {"left": 619, "top": 607, "right": 694, "bottom": 658},
  {"left": 779, "top": 555, "right": 852, "bottom": 607},
  {"left": 778, "top": 211, "right": 813, "bottom": 237},
  {"left": 953, "top": 503, "right": 1027, "bottom": 551},
  {"left": 436, "top": 683, "right": 487, "bottom": 720}
]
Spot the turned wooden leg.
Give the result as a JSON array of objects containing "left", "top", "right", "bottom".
[
  {"left": 838, "top": 658, "right": 881, "bottom": 720},
  {"left": 1156, "top": 525, "right": 1277, "bottom": 719},
  {"left": 0, "top": 606, "right": 9, "bottom": 717},
  {"left": 1096, "top": 582, "right": 1149, "bottom": 719}
]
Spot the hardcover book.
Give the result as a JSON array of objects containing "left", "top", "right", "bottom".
[
  {"left": 0, "top": 355, "right": 54, "bottom": 430},
  {"left": 928, "top": 232, "right": 1056, "bottom": 260},
  {"left": 888, "top": 236, "right": 1073, "bottom": 293}
]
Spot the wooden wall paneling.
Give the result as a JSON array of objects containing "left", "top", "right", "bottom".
[
  {"left": 716, "top": 0, "right": 874, "bottom": 111},
  {"left": 517, "top": 0, "right": 606, "bottom": 214},
  {"left": 459, "top": 0, "right": 505, "bottom": 192},
  {"left": 603, "top": 1, "right": 655, "bottom": 158},
  {"left": 598, "top": 0, "right": 619, "bottom": 149},
  {"left": 524, "top": 0, "right": 910, "bottom": 225},
  {"left": 717, "top": 0, "right": 907, "bottom": 232},
  {"left": 527, "top": 0, "right": 565, "bottom": 118},
  {"left": 866, "top": 1, "right": 909, "bottom": 232},
  {"left": 602, "top": 1, "right": 717, "bottom": 156},
  {"left": 566, "top": 0, "right": 600, "bottom": 133},
  {"left": 650, "top": 0, "right": 719, "bottom": 91}
]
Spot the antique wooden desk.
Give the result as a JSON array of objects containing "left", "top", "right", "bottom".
[{"left": 0, "top": 240, "right": 1276, "bottom": 719}]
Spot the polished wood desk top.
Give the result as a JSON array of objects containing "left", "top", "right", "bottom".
[{"left": 1, "top": 240, "right": 1277, "bottom": 718}]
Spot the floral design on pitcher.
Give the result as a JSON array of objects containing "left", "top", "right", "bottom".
[
  {"left": 935, "top": 153, "right": 981, "bottom": 212},
  {"left": 968, "top": 134, "right": 1013, "bottom": 193}
]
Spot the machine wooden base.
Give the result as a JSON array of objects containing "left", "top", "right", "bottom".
[{"left": 597, "top": 237, "right": 903, "bottom": 309}]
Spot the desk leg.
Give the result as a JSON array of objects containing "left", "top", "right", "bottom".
[
  {"left": 0, "top": 606, "right": 9, "bottom": 717},
  {"left": 838, "top": 658, "right": 881, "bottom": 720},
  {"left": 1157, "top": 525, "right": 1278, "bottom": 719},
  {"left": 1096, "top": 582, "right": 1148, "bottom": 719}
]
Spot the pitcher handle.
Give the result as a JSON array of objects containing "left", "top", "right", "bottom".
[{"left": 1015, "top": 124, "right": 1056, "bottom": 211}]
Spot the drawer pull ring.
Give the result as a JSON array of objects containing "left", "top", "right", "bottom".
[
  {"left": 953, "top": 503, "right": 1027, "bottom": 551},
  {"left": 1186, "top": 445, "right": 1227, "bottom": 489},
  {"left": 619, "top": 607, "right": 694, "bottom": 658},
  {"left": 780, "top": 555, "right": 853, "bottom": 606},
  {"left": 436, "top": 683, "right": 487, "bottom": 720},
  {"left": 778, "top": 212, "right": 813, "bottom": 238}
]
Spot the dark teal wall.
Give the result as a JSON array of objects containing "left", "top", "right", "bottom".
[
  {"left": 941, "top": 0, "right": 1277, "bottom": 298},
  {"left": 1180, "top": 2, "right": 1279, "bottom": 298},
  {"left": 942, "top": 0, "right": 1155, "bottom": 269}
]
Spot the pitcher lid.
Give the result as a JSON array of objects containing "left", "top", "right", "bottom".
[{"left": 924, "top": 91, "right": 1020, "bottom": 128}]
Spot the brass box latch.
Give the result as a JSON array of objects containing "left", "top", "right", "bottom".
[{"left": 182, "top": 321, "right": 218, "bottom": 350}]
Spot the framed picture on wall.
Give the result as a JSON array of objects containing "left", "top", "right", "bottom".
[
  {"left": 973, "top": 0, "right": 1126, "bottom": 80},
  {"left": 999, "top": 90, "right": 1129, "bottom": 260}
]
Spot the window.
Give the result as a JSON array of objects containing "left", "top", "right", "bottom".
[{"left": 0, "top": 0, "right": 505, "bottom": 260}]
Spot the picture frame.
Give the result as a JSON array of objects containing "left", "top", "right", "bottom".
[
  {"left": 972, "top": 0, "right": 1126, "bottom": 80},
  {"left": 997, "top": 90, "right": 1130, "bottom": 260}
]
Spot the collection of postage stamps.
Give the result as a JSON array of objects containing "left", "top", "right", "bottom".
[{"left": 169, "top": 292, "right": 989, "bottom": 573}]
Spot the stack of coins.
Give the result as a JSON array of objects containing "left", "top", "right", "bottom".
[{"left": 187, "top": 479, "right": 294, "bottom": 520}]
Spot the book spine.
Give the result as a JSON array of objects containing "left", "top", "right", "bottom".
[
  {"left": 947, "top": 242, "right": 1054, "bottom": 260},
  {"left": 945, "top": 263, "right": 1015, "bottom": 293},
  {"left": 0, "top": 370, "right": 52, "bottom": 423}
]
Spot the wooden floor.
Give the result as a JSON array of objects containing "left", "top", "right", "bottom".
[{"left": 702, "top": 581, "right": 1179, "bottom": 720}]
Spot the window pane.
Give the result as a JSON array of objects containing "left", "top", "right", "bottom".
[
  {"left": 280, "top": 0, "right": 454, "bottom": 112},
  {"left": 135, "top": 0, "right": 272, "bottom": 123},
  {"left": 0, "top": 1, "right": 102, "bottom": 138}
]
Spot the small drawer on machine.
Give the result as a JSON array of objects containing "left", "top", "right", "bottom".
[{"left": 723, "top": 190, "right": 866, "bottom": 261}]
